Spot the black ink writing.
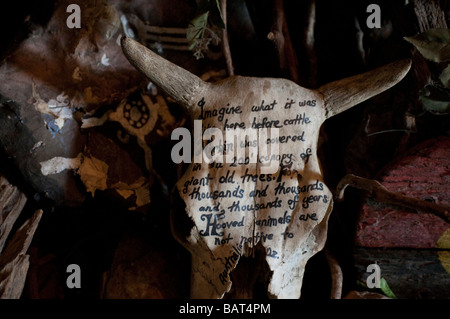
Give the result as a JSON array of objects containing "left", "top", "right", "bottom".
[
  {"left": 218, "top": 170, "right": 235, "bottom": 184},
  {"left": 302, "top": 194, "right": 328, "bottom": 209},
  {"left": 254, "top": 211, "right": 291, "bottom": 227},
  {"left": 259, "top": 153, "right": 293, "bottom": 166},
  {"left": 283, "top": 113, "right": 311, "bottom": 126},
  {"left": 227, "top": 197, "right": 282, "bottom": 213},
  {"left": 214, "top": 233, "right": 234, "bottom": 245},
  {"left": 281, "top": 230, "right": 294, "bottom": 239},
  {"left": 251, "top": 100, "right": 277, "bottom": 112},
  {"left": 182, "top": 173, "right": 214, "bottom": 194},
  {"left": 240, "top": 139, "right": 258, "bottom": 148},
  {"left": 188, "top": 185, "right": 244, "bottom": 201},
  {"left": 249, "top": 184, "right": 269, "bottom": 197},
  {"left": 200, "top": 213, "right": 244, "bottom": 237},
  {"left": 219, "top": 244, "right": 242, "bottom": 285},
  {"left": 198, "top": 97, "right": 242, "bottom": 122},
  {"left": 266, "top": 132, "right": 305, "bottom": 144},
  {"left": 300, "top": 148, "right": 312, "bottom": 164},
  {"left": 224, "top": 118, "right": 246, "bottom": 130},
  {"left": 240, "top": 168, "right": 278, "bottom": 183},
  {"left": 199, "top": 202, "right": 222, "bottom": 213},
  {"left": 284, "top": 98, "right": 295, "bottom": 109},
  {"left": 274, "top": 180, "right": 324, "bottom": 196},
  {"left": 266, "top": 247, "right": 279, "bottom": 259},
  {"left": 240, "top": 232, "right": 274, "bottom": 245},
  {"left": 299, "top": 213, "right": 318, "bottom": 221},
  {"left": 298, "top": 100, "right": 316, "bottom": 107},
  {"left": 251, "top": 117, "right": 283, "bottom": 129}
]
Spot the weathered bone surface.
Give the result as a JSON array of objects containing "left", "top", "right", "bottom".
[{"left": 121, "top": 37, "right": 411, "bottom": 298}]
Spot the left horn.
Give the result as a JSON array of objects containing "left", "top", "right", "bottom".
[
  {"left": 121, "top": 36, "right": 207, "bottom": 112},
  {"left": 318, "top": 59, "right": 412, "bottom": 119}
]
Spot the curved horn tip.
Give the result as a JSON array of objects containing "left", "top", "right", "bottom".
[
  {"left": 120, "top": 36, "right": 206, "bottom": 112},
  {"left": 120, "top": 35, "right": 127, "bottom": 47},
  {"left": 121, "top": 36, "right": 136, "bottom": 52},
  {"left": 321, "top": 58, "right": 413, "bottom": 119},
  {"left": 120, "top": 36, "right": 144, "bottom": 66},
  {"left": 391, "top": 58, "right": 412, "bottom": 77}
]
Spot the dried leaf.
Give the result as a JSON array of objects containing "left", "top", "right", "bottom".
[
  {"left": 380, "top": 277, "right": 396, "bottom": 299},
  {"left": 419, "top": 85, "right": 450, "bottom": 114},
  {"left": 438, "top": 251, "right": 450, "bottom": 274},
  {"left": 344, "top": 290, "right": 390, "bottom": 299},
  {"left": 0, "top": 210, "right": 43, "bottom": 299},
  {"left": 437, "top": 228, "right": 450, "bottom": 249},
  {"left": 187, "top": 0, "right": 224, "bottom": 54},
  {"left": 78, "top": 156, "right": 109, "bottom": 196},
  {"left": 404, "top": 29, "right": 450, "bottom": 62},
  {"left": 187, "top": 11, "right": 210, "bottom": 50},
  {"left": 40, "top": 154, "right": 83, "bottom": 176},
  {"left": 440, "top": 64, "right": 450, "bottom": 88}
]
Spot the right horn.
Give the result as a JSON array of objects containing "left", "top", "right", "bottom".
[{"left": 318, "top": 59, "right": 412, "bottom": 119}]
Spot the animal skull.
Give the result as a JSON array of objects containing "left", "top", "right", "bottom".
[{"left": 121, "top": 37, "right": 411, "bottom": 299}]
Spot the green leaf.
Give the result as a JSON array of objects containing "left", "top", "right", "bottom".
[
  {"left": 419, "top": 85, "right": 450, "bottom": 114},
  {"left": 404, "top": 28, "right": 450, "bottom": 62},
  {"left": 356, "top": 280, "right": 367, "bottom": 288},
  {"left": 187, "top": 11, "right": 210, "bottom": 50},
  {"left": 440, "top": 64, "right": 450, "bottom": 88},
  {"left": 379, "top": 277, "right": 397, "bottom": 299}
]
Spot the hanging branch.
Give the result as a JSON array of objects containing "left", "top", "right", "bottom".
[
  {"left": 220, "top": 0, "right": 234, "bottom": 76},
  {"left": 336, "top": 174, "right": 450, "bottom": 223},
  {"left": 324, "top": 249, "right": 343, "bottom": 299},
  {"left": 413, "top": 0, "right": 448, "bottom": 32},
  {"left": 267, "top": 0, "right": 299, "bottom": 83},
  {"left": 304, "top": 0, "right": 317, "bottom": 87}
]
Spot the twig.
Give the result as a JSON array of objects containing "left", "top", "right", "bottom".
[
  {"left": 220, "top": 0, "right": 234, "bottom": 76},
  {"left": 304, "top": 0, "right": 317, "bottom": 87},
  {"left": 0, "top": 175, "right": 28, "bottom": 253},
  {"left": 336, "top": 174, "right": 450, "bottom": 223},
  {"left": 0, "top": 209, "right": 43, "bottom": 298},
  {"left": 413, "top": 0, "right": 448, "bottom": 33},
  {"left": 267, "top": 0, "right": 299, "bottom": 83},
  {"left": 324, "top": 249, "right": 343, "bottom": 299}
]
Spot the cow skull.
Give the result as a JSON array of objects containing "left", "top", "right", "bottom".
[{"left": 121, "top": 37, "right": 411, "bottom": 299}]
